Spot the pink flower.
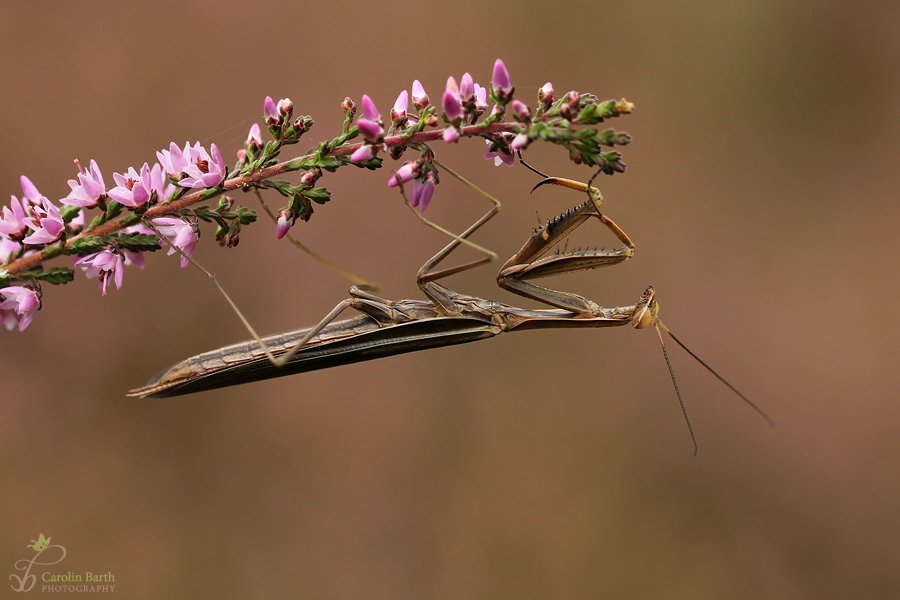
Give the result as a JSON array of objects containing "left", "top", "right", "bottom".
[
  {"left": 0, "top": 285, "right": 41, "bottom": 331},
  {"left": 23, "top": 198, "right": 65, "bottom": 245},
  {"left": 0, "top": 236, "right": 20, "bottom": 263},
  {"left": 108, "top": 164, "right": 153, "bottom": 208},
  {"left": 152, "top": 217, "right": 199, "bottom": 268},
  {"left": 149, "top": 163, "right": 175, "bottom": 201},
  {"left": 68, "top": 208, "right": 85, "bottom": 234},
  {"left": 387, "top": 161, "right": 419, "bottom": 187},
  {"left": 492, "top": 59, "right": 513, "bottom": 97},
  {"left": 0, "top": 196, "right": 28, "bottom": 239},
  {"left": 411, "top": 80, "right": 429, "bottom": 109},
  {"left": 179, "top": 143, "right": 227, "bottom": 189},
  {"left": 157, "top": 142, "right": 190, "bottom": 177},
  {"left": 391, "top": 90, "right": 408, "bottom": 124},
  {"left": 121, "top": 223, "right": 155, "bottom": 269},
  {"left": 74, "top": 249, "right": 124, "bottom": 296},
  {"left": 61, "top": 159, "right": 106, "bottom": 208},
  {"left": 410, "top": 175, "right": 436, "bottom": 213},
  {"left": 122, "top": 249, "right": 145, "bottom": 269},
  {"left": 19, "top": 176, "right": 42, "bottom": 205},
  {"left": 361, "top": 94, "right": 380, "bottom": 121},
  {"left": 350, "top": 145, "right": 375, "bottom": 163},
  {"left": 484, "top": 139, "right": 515, "bottom": 167}
]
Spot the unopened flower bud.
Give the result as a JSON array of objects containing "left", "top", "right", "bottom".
[
  {"left": 264, "top": 96, "right": 281, "bottom": 127},
  {"left": 387, "top": 161, "right": 419, "bottom": 187},
  {"left": 300, "top": 170, "right": 316, "bottom": 186},
  {"left": 225, "top": 222, "right": 241, "bottom": 248},
  {"left": 442, "top": 127, "right": 460, "bottom": 143},
  {"left": 391, "top": 90, "right": 409, "bottom": 125},
  {"left": 412, "top": 80, "right": 429, "bottom": 109},
  {"left": 510, "top": 132, "right": 530, "bottom": 151},
  {"left": 293, "top": 115, "right": 313, "bottom": 135},
  {"left": 460, "top": 73, "right": 475, "bottom": 104},
  {"left": 276, "top": 207, "right": 296, "bottom": 239},
  {"left": 539, "top": 82, "right": 554, "bottom": 103},
  {"left": 491, "top": 59, "right": 514, "bottom": 101},
  {"left": 357, "top": 118, "right": 384, "bottom": 143},
  {"left": 278, "top": 98, "right": 293, "bottom": 119},
  {"left": 474, "top": 84, "right": 488, "bottom": 114},
  {"left": 341, "top": 97, "right": 356, "bottom": 118},
  {"left": 350, "top": 144, "right": 375, "bottom": 163},
  {"left": 539, "top": 82, "right": 554, "bottom": 112},
  {"left": 442, "top": 90, "right": 463, "bottom": 122},
  {"left": 361, "top": 94, "right": 380, "bottom": 121},
  {"left": 511, "top": 100, "right": 532, "bottom": 123}
]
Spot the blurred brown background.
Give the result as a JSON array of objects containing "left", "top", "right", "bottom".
[{"left": 2, "top": 1, "right": 898, "bottom": 598}]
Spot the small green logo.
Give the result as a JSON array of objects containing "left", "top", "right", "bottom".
[{"left": 26, "top": 534, "right": 50, "bottom": 552}]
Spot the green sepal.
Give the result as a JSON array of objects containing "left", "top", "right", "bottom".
[
  {"left": 59, "top": 204, "right": 82, "bottom": 223},
  {"left": 199, "top": 187, "right": 222, "bottom": 201},
  {"left": 106, "top": 200, "right": 123, "bottom": 220},
  {"left": 119, "top": 214, "right": 142, "bottom": 227}
]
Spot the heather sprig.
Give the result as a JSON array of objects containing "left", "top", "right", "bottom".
[{"left": 0, "top": 57, "right": 635, "bottom": 331}]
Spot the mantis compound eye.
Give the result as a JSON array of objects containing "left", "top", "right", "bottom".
[{"left": 632, "top": 305, "right": 653, "bottom": 329}]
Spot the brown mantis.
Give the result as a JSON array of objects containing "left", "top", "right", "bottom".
[{"left": 129, "top": 161, "right": 772, "bottom": 453}]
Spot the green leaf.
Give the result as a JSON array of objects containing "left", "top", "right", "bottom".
[
  {"left": 302, "top": 187, "right": 331, "bottom": 205},
  {"left": 67, "top": 236, "right": 106, "bottom": 256},
  {"left": 32, "top": 267, "right": 75, "bottom": 285},
  {"left": 112, "top": 233, "right": 162, "bottom": 253}
]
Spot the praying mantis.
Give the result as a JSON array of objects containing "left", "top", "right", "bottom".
[{"left": 129, "top": 160, "right": 772, "bottom": 453}]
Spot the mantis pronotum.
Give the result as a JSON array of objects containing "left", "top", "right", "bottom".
[{"left": 130, "top": 162, "right": 771, "bottom": 453}]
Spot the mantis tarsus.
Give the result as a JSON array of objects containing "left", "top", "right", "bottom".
[{"left": 130, "top": 163, "right": 772, "bottom": 453}]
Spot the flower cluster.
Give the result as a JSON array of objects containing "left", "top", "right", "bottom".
[
  {"left": 1, "top": 57, "right": 636, "bottom": 332},
  {"left": 0, "top": 142, "right": 228, "bottom": 329},
  {"left": 345, "top": 59, "right": 514, "bottom": 217}
]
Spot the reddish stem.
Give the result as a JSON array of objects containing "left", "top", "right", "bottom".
[{"left": 4, "top": 122, "right": 516, "bottom": 278}]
